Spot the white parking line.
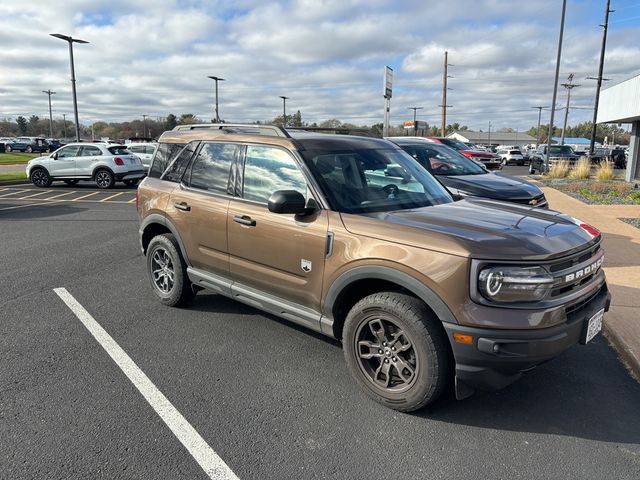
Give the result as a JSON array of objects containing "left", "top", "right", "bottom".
[
  {"left": 0, "top": 201, "right": 58, "bottom": 212},
  {"left": 0, "top": 189, "right": 30, "bottom": 198},
  {"left": 53, "top": 288, "right": 239, "bottom": 480}
]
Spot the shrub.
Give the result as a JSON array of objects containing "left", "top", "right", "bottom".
[
  {"left": 569, "top": 158, "right": 592, "bottom": 179},
  {"left": 589, "top": 182, "right": 607, "bottom": 194},
  {"left": 595, "top": 160, "right": 614, "bottom": 181},
  {"left": 612, "top": 182, "right": 633, "bottom": 196},
  {"left": 547, "top": 160, "right": 570, "bottom": 178}
]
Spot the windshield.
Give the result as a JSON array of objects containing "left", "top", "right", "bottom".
[
  {"left": 549, "top": 146, "right": 574, "bottom": 155},
  {"left": 300, "top": 147, "right": 452, "bottom": 214},
  {"left": 399, "top": 143, "right": 486, "bottom": 176},
  {"left": 108, "top": 146, "right": 132, "bottom": 155},
  {"left": 438, "top": 138, "right": 470, "bottom": 151}
]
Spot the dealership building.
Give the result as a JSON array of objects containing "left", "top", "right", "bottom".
[
  {"left": 448, "top": 130, "right": 536, "bottom": 148},
  {"left": 597, "top": 73, "right": 640, "bottom": 182}
]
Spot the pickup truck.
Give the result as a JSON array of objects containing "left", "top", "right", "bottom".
[{"left": 528, "top": 145, "right": 581, "bottom": 174}]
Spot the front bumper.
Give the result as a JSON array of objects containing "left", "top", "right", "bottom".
[{"left": 443, "top": 283, "right": 611, "bottom": 398}]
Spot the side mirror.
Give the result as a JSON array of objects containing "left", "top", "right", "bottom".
[
  {"left": 268, "top": 190, "right": 307, "bottom": 215},
  {"left": 52, "top": 152, "right": 58, "bottom": 159}
]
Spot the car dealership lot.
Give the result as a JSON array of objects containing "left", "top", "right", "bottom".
[{"left": 1, "top": 184, "right": 640, "bottom": 479}]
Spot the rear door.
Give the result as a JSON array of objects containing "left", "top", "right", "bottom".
[
  {"left": 227, "top": 144, "right": 328, "bottom": 312},
  {"left": 77, "top": 145, "right": 104, "bottom": 176},
  {"left": 49, "top": 145, "right": 80, "bottom": 176}
]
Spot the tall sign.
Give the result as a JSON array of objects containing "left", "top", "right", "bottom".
[{"left": 383, "top": 66, "right": 393, "bottom": 137}]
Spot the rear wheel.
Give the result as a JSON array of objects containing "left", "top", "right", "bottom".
[
  {"left": 5, "top": 145, "right": 12, "bottom": 152},
  {"left": 30, "top": 168, "right": 52, "bottom": 187},
  {"left": 147, "top": 233, "right": 196, "bottom": 307},
  {"left": 343, "top": 292, "right": 450, "bottom": 412},
  {"left": 26, "top": 145, "right": 33, "bottom": 153},
  {"left": 95, "top": 169, "right": 114, "bottom": 189}
]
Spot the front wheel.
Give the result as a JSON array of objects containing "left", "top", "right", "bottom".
[
  {"left": 343, "top": 292, "right": 450, "bottom": 412},
  {"left": 30, "top": 168, "right": 52, "bottom": 187},
  {"left": 147, "top": 233, "right": 196, "bottom": 307},
  {"left": 95, "top": 169, "right": 114, "bottom": 189},
  {"left": 528, "top": 163, "right": 536, "bottom": 174}
]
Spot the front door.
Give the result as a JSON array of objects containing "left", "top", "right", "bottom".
[
  {"left": 227, "top": 144, "right": 328, "bottom": 312},
  {"left": 49, "top": 145, "right": 80, "bottom": 176}
]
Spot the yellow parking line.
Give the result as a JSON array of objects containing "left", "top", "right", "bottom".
[
  {"left": 127, "top": 197, "right": 137, "bottom": 203},
  {"left": 100, "top": 192, "right": 125, "bottom": 202},
  {"left": 71, "top": 192, "right": 100, "bottom": 202},
  {"left": 46, "top": 191, "right": 76, "bottom": 200},
  {"left": 19, "top": 190, "right": 52, "bottom": 199},
  {"left": 0, "top": 189, "right": 30, "bottom": 198}
]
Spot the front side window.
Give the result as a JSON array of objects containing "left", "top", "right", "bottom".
[
  {"left": 242, "top": 145, "right": 307, "bottom": 203},
  {"left": 161, "top": 142, "right": 197, "bottom": 183},
  {"left": 148, "top": 143, "right": 186, "bottom": 178},
  {"left": 301, "top": 146, "right": 452, "bottom": 214},
  {"left": 186, "top": 142, "right": 238, "bottom": 194},
  {"left": 57, "top": 145, "right": 81, "bottom": 158}
]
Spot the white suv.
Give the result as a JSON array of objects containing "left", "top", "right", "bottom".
[
  {"left": 126, "top": 142, "right": 158, "bottom": 169},
  {"left": 26, "top": 143, "right": 146, "bottom": 189}
]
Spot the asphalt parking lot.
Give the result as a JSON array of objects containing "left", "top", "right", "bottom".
[{"left": 1, "top": 175, "right": 640, "bottom": 479}]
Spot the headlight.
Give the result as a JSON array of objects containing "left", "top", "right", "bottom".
[{"left": 478, "top": 265, "right": 554, "bottom": 302}]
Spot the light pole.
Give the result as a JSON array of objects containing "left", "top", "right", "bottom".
[
  {"left": 531, "top": 106, "right": 548, "bottom": 147},
  {"left": 42, "top": 89, "right": 56, "bottom": 138},
  {"left": 62, "top": 113, "right": 67, "bottom": 139},
  {"left": 279, "top": 96, "right": 289, "bottom": 126},
  {"left": 142, "top": 114, "right": 148, "bottom": 138},
  {"left": 207, "top": 76, "right": 225, "bottom": 122},
  {"left": 408, "top": 107, "right": 423, "bottom": 136},
  {"left": 50, "top": 34, "right": 89, "bottom": 142}
]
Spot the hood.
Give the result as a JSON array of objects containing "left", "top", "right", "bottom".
[
  {"left": 340, "top": 198, "right": 598, "bottom": 261},
  {"left": 438, "top": 172, "right": 542, "bottom": 200}
]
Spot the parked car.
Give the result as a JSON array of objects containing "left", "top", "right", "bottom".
[
  {"left": 427, "top": 137, "right": 503, "bottom": 170},
  {"left": 610, "top": 148, "right": 627, "bottom": 169},
  {"left": 127, "top": 142, "right": 158, "bottom": 169},
  {"left": 496, "top": 147, "right": 526, "bottom": 166},
  {"left": 26, "top": 143, "right": 146, "bottom": 188},
  {"left": 529, "top": 145, "right": 581, "bottom": 174},
  {"left": 5, "top": 136, "right": 49, "bottom": 153},
  {"left": 137, "top": 123, "right": 609, "bottom": 412},
  {"left": 389, "top": 138, "right": 547, "bottom": 207},
  {"left": 46, "top": 138, "right": 63, "bottom": 152}
]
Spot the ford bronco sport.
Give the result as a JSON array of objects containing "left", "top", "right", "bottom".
[{"left": 137, "top": 124, "right": 610, "bottom": 412}]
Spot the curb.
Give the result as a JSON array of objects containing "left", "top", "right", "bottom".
[
  {"left": 0, "top": 180, "right": 29, "bottom": 186},
  {"left": 604, "top": 324, "right": 640, "bottom": 382}
]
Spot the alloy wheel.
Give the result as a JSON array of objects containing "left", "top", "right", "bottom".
[
  {"left": 31, "top": 170, "right": 49, "bottom": 187},
  {"left": 355, "top": 316, "right": 419, "bottom": 393},
  {"left": 151, "top": 247, "right": 175, "bottom": 294},
  {"left": 96, "top": 171, "right": 112, "bottom": 188}
]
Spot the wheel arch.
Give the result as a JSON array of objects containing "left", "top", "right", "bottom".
[
  {"left": 324, "top": 266, "right": 458, "bottom": 340},
  {"left": 140, "top": 214, "right": 191, "bottom": 266},
  {"left": 92, "top": 165, "right": 115, "bottom": 179}
]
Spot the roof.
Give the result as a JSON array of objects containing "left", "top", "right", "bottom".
[
  {"left": 551, "top": 136, "right": 591, "bottom": 144},
  {"left": 449, "top": 130, "right": 536, "bottom": 143}
]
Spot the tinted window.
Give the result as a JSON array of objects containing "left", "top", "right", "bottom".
[
  {"left": 148, "top": 143, "right": 186, "bottom": 178},
  {"left": 161, "top": 143, "right": 197, "bottom": 183},
  {"left": 186, "top": 143, "right": 237, "bottom": 194},
  {"left": 57, "top": 145, "right": 81, "bottom": 158},
  {"left": 107, "top": 146, "right": 132, "bottom": 155},
  {"left": 401, "top": 143, "right": 484, "bottom": 176},
  {"left": 242, "top": 146, "right": 306, "bottom": 203},
  {"left": 80, "top": 146, "right": 102, "bottom": 156},
  {"left": 439, "top": 138, "right": 469, "bottom": 151}
]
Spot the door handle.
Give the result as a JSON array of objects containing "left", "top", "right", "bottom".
[
  {"left": 233, "top": 215, "right": 256, "bottom": 227},
  {"left": 174, "top": 202, "right": 191, "bottom": 212}
]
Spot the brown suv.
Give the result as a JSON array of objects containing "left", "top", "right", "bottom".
[{"left": 137, "top": 124, "right": 610, "bottom": 411}]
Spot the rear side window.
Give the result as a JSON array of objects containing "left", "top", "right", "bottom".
[
  {"left": 161, "top": 143, "right": 197, "bottom": 183},
  {"left": 148, "top": 143, "right": 186, "bottom": 178},
  {"left": 128, "top": 146, "right": 144, "bottom": 153},
  {"left": 80, "top": 146, "right": 102, "bottom": 156},
  {"left": 107, "top": 146, "right": 132, "bottom": 155},
  {"left": 186, "top": 143, "right": 238, "bottom": 194}
]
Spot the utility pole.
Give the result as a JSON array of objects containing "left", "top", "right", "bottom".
[
  {"left": 62, "top": 113, "right": 67, "bottom": 139},
  {"left": 279, "top": 96, "right": 289, "bottom": 126},
  {"left": 488, "top": 121, "right": 492, "bottom": 147},
  {"left": 207, "top": 76, "right": 225, "bottom": 122},
  {"left": 531, "top": 106, "right": 548, "bottom": 147},
  {"left": 142, "top": 114, "right": 148, "bottom": 138},
  {"left": 545, "top": 0, "right": 567, "bottom": 172},
  {"left": 408, "top": 107, "right": 423, "bottom": 136},
  {"left": 42, "top": 89, "right": 56, "bottom": 138},
  {"left": 440, "top": 51, "right": 453, "bottom": 137},
  {"left": 589, "top": 0, "right": 613, "bottom": 156},
  {"left": 560, "top": 74, "right": 580, "bottom": 145},
  {"left": 50, "top": 34, "right": 89, "bottom": 142}
]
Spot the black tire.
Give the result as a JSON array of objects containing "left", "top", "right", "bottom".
[
  {"left": 146, "top": 233, "right": 196, "bottom": 307},
  {"left": 5, "top": 145, "right": 11, "bottom": 152},
  {"left": 63, "top": 179, "right": 79, "bottom": 185},
  {"left": 123, "top": 179, "right": 139, "bottom": 187},
  {"left": 30, "top": 168, "right": 52, "bottom": 187},
  {"left": 26, "top": 145, "right": 33, "bottom": 153},
  {"left": 95, "top": 169, "right": 114, "bottom": 189},
  {"left": 528, "top": 162, "right": 536, "bottom": 174},
  {"left": 343, "top": 292, "right": 450, "bottom": 412}
]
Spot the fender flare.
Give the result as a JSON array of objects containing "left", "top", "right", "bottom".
[
  {"left": 324, "top": 265, "right": 458, "bottom": 325},
  {"left": 139, "top": 213, "right": 191, "bottom": 266}
]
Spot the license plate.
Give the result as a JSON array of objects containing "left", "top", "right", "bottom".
[{"left": 583, "top": 308, "right": 604, "bottom": 344}]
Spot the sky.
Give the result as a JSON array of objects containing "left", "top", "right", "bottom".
[{"left": 1, "top": 0, "right": 639, "bottom": 133}]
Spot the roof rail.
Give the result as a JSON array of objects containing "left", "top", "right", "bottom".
[
  {"left": 172, "top": 123, "right": 291, "bottom": 138},
  {"left": 286, "top": 126, "right": 380, "bottom": 138}
]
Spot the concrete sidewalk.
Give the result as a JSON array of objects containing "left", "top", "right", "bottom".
[
  {"left": 543, "top": 186, "right": 640, "bottom": 380},
  {"left": 0, "top": 164, "right": 26, "bottom": 173}
]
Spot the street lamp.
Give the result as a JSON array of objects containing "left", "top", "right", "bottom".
[
  {"left": 207, "top": 76, "right": 225, "bottom": 122},
  {"left": 279, "top": 96, "right": 289, "bottom": 126},
  {"left": 408, "top": 107, "right": 423, "bottom": 136},
  {"left": 50, "top": 33, "right": 89, "bottom": 142}
]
